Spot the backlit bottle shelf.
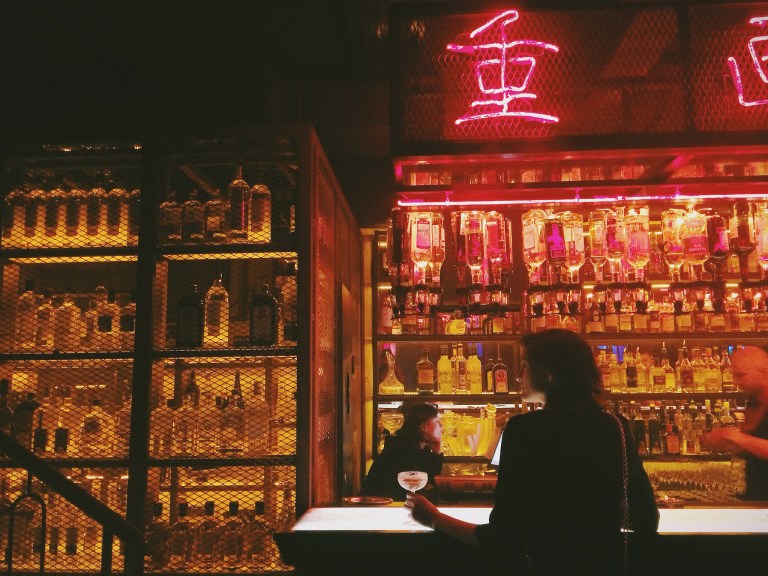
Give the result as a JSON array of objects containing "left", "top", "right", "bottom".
[
  {"left": 157, "top": 243, "right": 296, "bottom": 261},
  {"left": 154, "top": 346, "right": 298, "bottom": 359},
  {"left": 376, "top": 393, "right": 521, "bottom": 403},
  {"left": 149, "top": 455, "right": 296, "bottom": 467},
  {"left": 0, "top": 246, "right": 138, "bottom": 263}
]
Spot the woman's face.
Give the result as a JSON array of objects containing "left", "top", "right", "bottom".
[
  {"left": 518, "top": 351, "right": 546, "bottom": 404},
  {"left": 420, "top": 416, "right": 443, "bottom": 443}
]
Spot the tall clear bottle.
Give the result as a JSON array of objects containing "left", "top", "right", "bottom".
[
  {"left": 220, "top": 373, "right": 247, "bottom": 453},
  {"left": 34, "top": 288, "right": 55, "bottom": 351},
  {"left": 194, "top": 501, "right": 219, "bottom": 569},
  {"left": 181, "top": 190, "right": 205, "bottom": 243},
  {"left": 53, "top": 289, "right": 82, "bottom": 352},
  {"left": 172, "top": 378, "right": 199, "bottom": 456},
  {"left": 197, "top": 388, "right": 220, "bottom": 456},
  {"left": 228, "top": 166, "right": 249, "bottom": 241},
  {"left": 167, "top": 502, "right": 194, "bottom": 570},
  {"left": 247, "top": 183, "right": 271, "bottom": 244},
  {"left": 245, "top": 379, "right": 269, "bottom": 456},
  {"left": 220, "top": 502, "right": 244, "bottom": 570},
  {"left": 15, "top": 280, "right": 37, "bottom": 351},
  {"left": 204, "top": 274, "right": 229, "bottom": 348},
  {"left": 158, "top": 191, "right": 182, "bottom": 244},
  {"left": 149, "top": 397, "right": 174, "bottom": 457},
  {"left": 204, "top": 189, "right": 229, "bottom": 243}
]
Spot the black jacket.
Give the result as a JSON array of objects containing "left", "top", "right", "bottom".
[{"left": 475, "top": 407, "right": 659, "bottom": 576}]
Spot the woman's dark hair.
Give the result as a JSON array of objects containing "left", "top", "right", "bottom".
[
  {"left": 397, "top": 403, "right": 439, "bottom": 445},
  {"left": 520, "top": 329, "right": 601, "bottom": 408}
]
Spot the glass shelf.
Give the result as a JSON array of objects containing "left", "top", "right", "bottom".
[
  {"left": 157, "top": 243, "right": 296, "bottom": 261},
  {"left": 0, "top": 246, "right": 138, "bottom": 263},
  {"left": 154, "top": 347, "right": 298, "bottom": 359},
  {"left": 149, "top": 455, "right": 296, "bottom": 467}
]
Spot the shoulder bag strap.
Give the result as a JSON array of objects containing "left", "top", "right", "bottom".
[{"left": 609, "top": 413, "right": 630, "bottom": 576}]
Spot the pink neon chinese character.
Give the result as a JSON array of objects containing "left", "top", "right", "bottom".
[
  {"left": 727, "top": 16, "right": 768, "bottom": 107},
  {"left": 447, "top": 10, "right": 560, "bottom": 125}
]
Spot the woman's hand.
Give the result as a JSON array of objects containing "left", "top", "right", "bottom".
[
  {"left": 404, "top": 492, "right": 440, "bottom": 528},
  {"left": 429, "top": 439, "right": 442, "bottom": 454}
]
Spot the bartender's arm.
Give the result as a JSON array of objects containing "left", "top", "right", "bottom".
[
  {"left": 705, "top": 428, "right": 768, "bottom": 460},
  {"left": 405, "top": 493, "right": 481, "bottom": 548}
]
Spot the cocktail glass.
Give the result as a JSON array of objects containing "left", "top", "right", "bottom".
[
  {"left": 379, "top": 411, "right": 404, "bottom": 452},
  {"left": 397, "top": 470, "right": 429, "bottom": 494}
]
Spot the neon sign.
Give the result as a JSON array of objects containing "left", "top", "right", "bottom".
[
  {"left": 727, "top": 16, "right": 768, "bottom": 107},
  {"left": 447, "top": 9, "right": 560, "bottom": 125}
]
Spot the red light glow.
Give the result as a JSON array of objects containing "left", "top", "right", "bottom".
[
  {"left": 447, "top": 9, "right": 560, "bottom": 125},
  {"left": 728, "top": 16, "right": 768, "bottom": 107}
]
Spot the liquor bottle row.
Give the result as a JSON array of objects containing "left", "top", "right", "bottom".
[
  {"left": 12, "top": 283, "right": 135, "bottom": 352},
  {"left": 149, "top": 371, "right": 273, "bottom": 458},
  {"left": 0, "top": 378, "right": 133, "bottom": 458},
  {"left": 145, "top": 495, "right": 293, "bottom": 572},
  {"left": 596, "top": 342, "right": 736, "bottom": 394},
  {"left": 612, "top": 399, "right": 741, "bottom": 457},
  {"left": 1, "top": 186, "right": 140, "bottom": 248},
  {"left": 173, "top": 269, "right": 296, "bottom": 349},
  {"left": 378, "top": 343, "right": 511, "bottom": 396}
]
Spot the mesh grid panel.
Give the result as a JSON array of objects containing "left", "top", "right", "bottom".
[{"left": 392, "top": 4, "right": 768, "bottom": 148}]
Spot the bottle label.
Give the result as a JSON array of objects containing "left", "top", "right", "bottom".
[
  {"left": 97, "top": 314, "right": 113, "bottom": 333},
  {"left": 682, "top": 235, "right": 708, "bottom": 259},
  {"left": 494, "top": 368, "right": 508, "bottom": 393},
  {"left": 661, "top": 314, "right": 675, "bottom": 333},
  {"left": 676, "top": 313, "right": 691, "bottom": 330},
  {"left": 619, "top": 313, "right": 633, "bottom": 332},
  {"left": 653, "top": 374, "right": 665, "bottom": 389},
  {"left": 417, "top": 368, "right": 434, "bottom": 388},
  {"left": 416, "top": 219, "right": 431, "bottom": 249},
  {"left": 710, "top": 313, "right": 726, "bottom": 331},
  {"left": 207, "top": 301, "right": 222, "bottom": 336},
  {"left": 523, "top": 222, "right": 536, "bottom": 251},
  {"left": 545, "top": 222, "right": 566, "bottom": 262},
  {"left": 681, "top": 369, "right": 694, "bottom": 388},
  {"left": 486, "top": 220, "right": 500, "bottom": 252}
]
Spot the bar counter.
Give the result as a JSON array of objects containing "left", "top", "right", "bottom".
[{"left": 275, "top": 505, "right": 768, "bottom": 575}]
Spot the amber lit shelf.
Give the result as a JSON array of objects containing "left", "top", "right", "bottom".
[
  {"left": 0, "top": 351, "right": 135, "bottom": 361},
  {"left": 0, "top": 246, "right": 138, "bottom": 263},
  {"left": 640, "top": 454, "right": 734, "bottom": 462},
  {"left": 583, "top": 332, "right": 768, "bottom": 343},
  {"left": 443, "top": 455, "right": 491, "bottom": 463},
  {"left": 149, "top": 455, "right": 296, "bottom": 467},
  {"left": 157, "top": 243, "right": 296, "bottom": 260},
  {"left": 0, "top": 457, "right": 128, "bottom": 468},
  {"left": 154, "top": 347, "right": 298, "bottom": 359},
  {"left": 377, "top": 334, "right": 519, "bottom": 343},
  {"left": 605, "top": 393, "right": 746, "bottom": 402},
  {"left": 376, "top": 393, "right": 521, "bottom": 403}
]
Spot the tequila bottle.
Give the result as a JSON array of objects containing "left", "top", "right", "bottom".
[
  {"left": 220, "top": 502, "right": 244, "bottom": 570},
  {"left": 416, "top": 348, "right": 435, "bottom": 394},
  {"left": 15, "top": 280, "right": 37, "bottom": 351},
  {"left": 204, "top": 274, "right": 229, "bottom": 348},
  {"left": 181, "top": 190, "right": 205, "bottom": 243},
  {"left": 248, "top": 183, "right": 271, "bottom": 244},
  {"left": 228, "top": 166, "right": 249, "bottom": 241},
  {"left": 168, "top": 502, "right": 194, "bottom": 569},
  {"left": 158, "top": 191, "right": 182, "bottom": 244},
  {"left": 176, "top": 284, "right": 204, "bottom": 348},
  {"left": 204, "top": 188, "right": 229, "bottom": 243},
  {"left": 194, "top": 501, "right": 219, "bottom": 568}
]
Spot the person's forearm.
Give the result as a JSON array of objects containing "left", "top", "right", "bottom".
[
  {"left": 431, "top": 512, "right": 481, "bottom": 549},
  {"left": 736, "top": 433, "right": 768, "bottom": 460}
]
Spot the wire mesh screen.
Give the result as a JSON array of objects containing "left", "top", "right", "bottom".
[
  {"left": 392, "top": 3, "right": 768, "bottom": 148},
  {"left": 0, "top": 466, "right": 128, "bottom": 573},
  {"left": 144, "top": 465, "right": 295, "bottom": 573}
]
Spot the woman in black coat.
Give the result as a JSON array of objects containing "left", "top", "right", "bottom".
[{"left": 406, "top": 329, "right": 659, "bottom": 575}]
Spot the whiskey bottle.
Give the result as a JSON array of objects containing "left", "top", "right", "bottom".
[
  {"left": 660, "top": 342, "right": 677, "bottom": 392},
  {"left": 649, "top": 358, "right": 665, "bottom": 394},
  {"left": 493, "top": 346, "right": 509, "bottom": 394},
  {"left": 228, "top": 166, "right": 249, "bottom": 242},
  {"left": 204, "top": 273, "right": 230, "bottom": 348},
  {"left": 249, "top": 285, "right": 278, "bottom": 346},
  {"left": 248, "top": 183, "right": 271, "bottom": 244},
  {"left": 158, "top": 191, "right": 182, "bottom": 244},
  {"left": 624, "top": 347, "right": 638, "bottom": 392},
  {"left": 466, "top": 344, "right": 483, "bottom": 394},
  {"left": 597, "top": 350, "right": 611, "bottom": 392},
  {"left": 648, "top": 404, "right": 663, "bottom": 455},
  {"left": 194, "top": 501, "right": 220, "bottom": 568},
  {"left": 176, "top": 284, "right": 204, "bottom": 348},
  {"left": 246, "top": 501, "right": 274, "bottom": 567},
  {"left": 436, "top": 345, "right": 452, "bottom": 394},
  {"left": 484, "top": 352, "right": 495, "bottom": 394},
  {"left": 679, "top": 342, "right": 695, "bottom": 393},
  {"left": 15, "top": 280, "right": 37, "bottom": 351},
  {"left": 245, "top": 380, "right": 269, "bottom": 456},
  {"left": 204, "top": 188, "right": 229, "bottom": 243},
  {"left": 145, "top": 502, "right": 169, "bottom": 570},
  {"left": 220, "top": 501, "right": 245, "bottom": 570},
  {"left": 181, "top": 190, "right": 205, "bottom": 243},
  {"left": 167, "top": 502, "right": 194, "bottom": 569},
  {"left": 416, "top": 349, "right": 435, "bottom": 394}
]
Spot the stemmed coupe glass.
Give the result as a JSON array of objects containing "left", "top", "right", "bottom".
[
  {"left": 397, "top": 470, "right": 429, "bottom": 494},
  {"left": 379, "top": 411, "right": 404, "bottom": 452}
]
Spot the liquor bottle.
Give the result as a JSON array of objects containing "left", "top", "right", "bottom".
[
  {"left": 679, "top": 343, "right": 694, "bottom": 393},
  {"left": 586, "top": 295, "right": 605, "bottom": 333},
  {"left": 248, "top": 183, "right": 271, "bottom": 244},
  {"left": 664, "top": 419, "right": 680, "bottom": 455},
  {"left": 227, "top": 166, "right": 249, "bottom": 241},
  {"left": 195, "top": 501, "right": 220, "bottom": 568},
  {"left": 220, "top": 373, "right": 247, "bottom": 453},
  {"left": 81, "top": 297, "right": 98, "bottom": 350},
  {"left": 691, "top": 348, "right": 705, "bottom": 393},
  {"left": 114, "top": 383, "right": 132, "bottom": 457},
  {"left": 54, "top": 389, "right": 80, "bottom": 456},
  {"left": 454, "top": 344, "right": 468, "bottom": 393},
  {"left": 119, "top": 290, "right": 136, "bottom": 350},
  {"left": 721, "top": 350, "right": 736, "bottom": 393},
  {"left": 204, "top": 274, "right": 230, "bottom": 348},
  {"left": 172, "top": 379, "right": 199, "bottom": 456},
  {"left": 493, "top": 346, "right": 509, "bottom": 394},
  {"left": 203, "top": 188, "right": 229, "bottom": 243},
  {"left": 648, "top": 404, "right": 663, "bottom": 455},
  {"left": 35, "top": 288, "right": 55, "bottom": 351},
  {"left": 249, "top": 285, "right": 278, "bottom": 346},
  {"left": 79, "top": 399, "right": 115, "bottom": 457},
  {"left": 94, "top": 286, "right": 120, "bottom": 350},
  {"left": 436, "top": 345, "right": 453, "bottom": 394},
  {"left": 152, "top": 398, "right": 176, "bottom": 457},
  {"left": 730, "top": 201, "right": 756, "bottom": 281},
  {"left": 33, "top": 410, "right": 48, "bottom": 454},
  {"left": 106, "top": 187, "right": 128, "bottom": 245},
  {"left": 649, "top": 358, "right": 665, "bottom": 394},
  {"left": 630, "top": 402, "right": 648, "bottom": 455},
  {"left": 159, "top": 191, "right": 182, "bottom": 244},
  {"left": 167, "top": 502, "right": 194, "bottom": 569},
  {"left": 275, "top": 261, "right": 298, "bottom": 344},
  {"left": 635, "top": 347, "right": 648, "bottom": 392},
  {"left": 245, "top": 379, "right": 269, "bottom": 456},
  {"left": 692, "top": 403, "right": 706, "bottom": 453},
  {"left": 247, "top": 501, "right": 274, "bottom": 567},
  {"left": 181, "top": 190, "right": 205, "bottom": 243},
  {"left": 660, "top": 343, "right": 676, "bottom": 392},
  {"left": 12, "top": 393, "right": 40, "bottom": 449},
  {"left": 415, "top": 349, "right": 435, "bottom": 394},
  {"left": 704, "top": 351, "right": 722, "bottom": 393},
  {"left": 484, "top": 352, "right": 495, "bottom": 394},
  {"left": 176, "top": 285, "right": 204, "bottom": 348},
  {"left": 466, "top": 344, "right": 483, "bottom": 394},
  {"left": 85, "top": 187, "right": 106, "bottom": 244},
  {"left": 63, "top": 188, "right": 84, "bottom": 246},
  {"left": 624, "top": 347, "right": 638, "bottom": 392},
  {"left": 53, "top": 289, "right": 82, "bottom": 352},
  {"left": 1, "top": 188, "right": 21, "bottom": 246},
  {"left": 720, "top": 401, "right": 737, "bottom": 428},
  {"left": 197, "top": 388, "right": 220, "bottom": 456},
  {"left": 609, "top": 353, "right": 624, "bottom": 393},
  {"left": 127, "top": 188, "right": 140, "bottom": 246},
  {"left": 220, "top": 501, "right": 245, "bottom": 570},
  {"left": 145, "top": 502, "right": 169, "bottom": 570},
  {"left": 0, "top": 379, "right": 12, "bottom": 435},
  {"left": 597, "top": 350, "right": 611, "bottom": 391},
  {"left": 15, "top": 280, "right": 37, "bottom": 351}
]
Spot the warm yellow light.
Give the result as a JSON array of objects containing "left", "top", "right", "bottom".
[
  {"left": 162, "top": 251, "right": 297, "bottom": 261},
  {"left": 8, "top": 255, "right": 138, "bottom": 264}
]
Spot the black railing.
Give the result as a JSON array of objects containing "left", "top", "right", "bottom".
[{"left": 0, "top": 431, "right": 143, "bottom": 576}]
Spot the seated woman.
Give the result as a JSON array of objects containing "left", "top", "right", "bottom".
[{"left": 362, "top": 403, "right": 443, "bottom": 501}]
